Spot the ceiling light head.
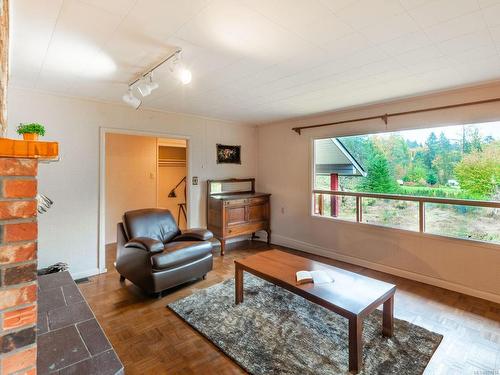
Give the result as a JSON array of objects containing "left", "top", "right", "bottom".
[
  {"left": 170, "top": 50, "right": 192, "bottom": 84},
  {"left": 149, "top": 81, "right": 159, "bottom": 91},
  {"left": 122, "top": 88, "right": 141, "bottom": 109},
  {"left": 137, "top": 74, "right": 159, "bottom": 97},
  {"left": 179, "top": 68, "right": 192, "bottom": 85},
  {"left": 168, "top": 51, "right": 181, "bottom": 72},
  {"left": 137, "top": 81, "right": 152, "bottom": 97}
]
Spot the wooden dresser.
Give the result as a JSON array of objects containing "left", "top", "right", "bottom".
[{"left": 207, "top": 178, "right": 271, "bottom": 255}]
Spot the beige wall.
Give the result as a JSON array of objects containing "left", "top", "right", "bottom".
[
  {"left": 7, "top": 87, "right": 258, "bottom": 278},
  {"left": 105, "top": 133, "right": 158, "bottom": 244},
  {"left": 257, "top": 81, "right": 500, "bottom": 303},
  {"left": 7, "top": 81, "right": 499, "bottom": 301}
]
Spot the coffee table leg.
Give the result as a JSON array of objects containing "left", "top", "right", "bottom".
[
  {"left": 235, "top": 264, "right": 243, "bottom": 304},
  {"left": 348, "top": 317, "right": 363, "bottom": 373},
  {"left": 382, "top": 295, "right": 394, "bottom": 337}
]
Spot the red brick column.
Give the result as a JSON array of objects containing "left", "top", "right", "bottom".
[{"left": 0, "top": 158, "right": 38, "bottom": 375}]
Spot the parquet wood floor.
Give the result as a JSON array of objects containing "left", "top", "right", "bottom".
[{"left": 78, "top": 241, "right": 500, "bottom": 375}]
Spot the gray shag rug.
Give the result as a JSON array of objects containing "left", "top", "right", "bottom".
[{"left": 168, "top": 274, "right": 442, "bottom": 375}]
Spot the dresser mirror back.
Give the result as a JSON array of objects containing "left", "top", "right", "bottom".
[{"left": 207, "top": 178, "right": 255, "bottom": 196}]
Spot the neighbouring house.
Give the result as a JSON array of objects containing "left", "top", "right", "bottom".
[
  {"left": 314, "top": 138, "right": 366, "bottom": 178},
  {"left": 314, "top": 138, "right": 366, "bottom": 216}
]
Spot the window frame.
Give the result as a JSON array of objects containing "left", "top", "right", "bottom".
[{"left": 309, "top": 134, "right": 500, "bottom": 248}]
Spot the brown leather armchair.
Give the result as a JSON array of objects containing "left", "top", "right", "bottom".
[{"left": 116, "top": 208, "right": 213, "bottom": 296}]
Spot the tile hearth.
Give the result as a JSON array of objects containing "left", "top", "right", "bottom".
[{"left": 37, "top": 271, "right": 123, "bottom": 374}]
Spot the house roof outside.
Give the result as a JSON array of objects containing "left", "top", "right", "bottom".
[{"left": 315, "top": 138, "right": 366, "bottom": 177}]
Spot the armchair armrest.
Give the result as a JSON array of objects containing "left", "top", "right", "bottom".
[
  {"left": 125, "top": 237, "right": 164, "bottom": 253},
  {"left": 173, "top": 228, "right": 213, "bottom": 242}
]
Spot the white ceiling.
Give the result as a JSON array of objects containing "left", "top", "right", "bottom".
[{"left": 10, "top": 0, "right": 500, "bottom": 123}]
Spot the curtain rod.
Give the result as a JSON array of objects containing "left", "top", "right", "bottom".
[{"left": 291, "top": 97, "right": 500, "bottom": 135}]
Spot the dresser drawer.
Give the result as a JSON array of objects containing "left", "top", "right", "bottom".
[
  {"left": 225, "top": 221, "right": 268, "bottom": 237},
  {"left": 248, "top": 197, "right": 268, "bottom": 205},
  {"left": 223, "top": 199, "right": 248, "bottom": 207}
]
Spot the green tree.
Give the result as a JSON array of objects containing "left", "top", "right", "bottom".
[
  {"left": 406, "top": 139, "right": 420, "bottom": 148},
  {"left": 454, "top": 142, "right": 500, "bottom": 199},
  {"left": 461, "top": 126, "right": 483, "bottom": 154},
  {"left": 426, "top": 170, "right": 437, "bottom": 185},
  {"left": 412, "top": 149, "right": 427, "bottom": 173},
  {"left": 484, "top": 135, "right": 495, "bottom": 144},
  {"left": 357, "top": 149, "right": 398, "bottom": 193},
  {"left": 424, "top": 132, "right": 439, "bottom": 170},
  {"left": 384, "top": 135, "right": 411, "bottom": 179},
  {"left": 433, "top": 132, "right": 459, "bottom": 184},
  {"left": 404, "top": 161, "right": 427, "bottom": 184},
  {"left": 339, "top": 136, "right": 374, "bottom": 167},
  {"left": 438, "top": 132, "right": 452, "bottom": 153}
]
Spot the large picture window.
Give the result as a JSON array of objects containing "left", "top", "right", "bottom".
[{"left": 313, "top": 122, "right": 500, "bottom": 244}]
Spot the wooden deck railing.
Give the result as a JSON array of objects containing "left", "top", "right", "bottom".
[{"left": 313, "top": 189, "right": 500, "bottom": 233}]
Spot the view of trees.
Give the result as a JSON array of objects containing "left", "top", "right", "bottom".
[
  {"left": 338, "top": 125, "right": 500, "bottom": 201},
  {"left": 313, "top": 124, "right": 499, "bottom": 244}
]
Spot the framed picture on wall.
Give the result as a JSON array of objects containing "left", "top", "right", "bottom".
[{"left": 216, "top": 144, "right": 241, "bottom": 164}]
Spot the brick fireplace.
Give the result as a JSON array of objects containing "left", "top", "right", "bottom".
[
  {"left": 0, "top": 140, "right": 124, "bottom": 375},
  {"left": 0, "top": 139, "right": 58, "bottom": 375},
  {"left": 0, "top": 157, "right": 38, "bottom": 374}
]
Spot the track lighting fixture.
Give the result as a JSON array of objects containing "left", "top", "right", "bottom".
[
  {"left": 122, "top": 48, "right": 192, "bottom": 109},
  {"left": 137, "top": 74, "right": 159, "bottom": 97},
  {"left": 122, "top": 88, "right": 141, "bottom": 109}
]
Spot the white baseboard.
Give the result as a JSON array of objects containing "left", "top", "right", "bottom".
[
  {"left": 271, "top": 234, "right": 500, "bottom": 304},
  {"left": 70, "top": 268, "right": 101, "bottom": 280}
]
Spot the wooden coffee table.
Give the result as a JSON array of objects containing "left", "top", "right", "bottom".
[{"left": 234, "top": 250, "right": 396, "bottom": 373}]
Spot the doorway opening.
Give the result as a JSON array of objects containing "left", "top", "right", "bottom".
[
  {"left": 100, "top": 130, "right": 188, "bottom": 273},
  {"left": 157, "top": 138, "right": 188, "bottom": 229}
]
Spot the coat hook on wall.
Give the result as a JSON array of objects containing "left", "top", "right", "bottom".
[{"left": 37, "top": 193, "right": 54, "bottom": 214}]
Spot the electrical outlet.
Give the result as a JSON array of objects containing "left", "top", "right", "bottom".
[
  {"left": 192, "top": 176, "right": 199, "bottom": 185},
  {"left": 281, "top": 207, "right": 285, "bottom": 214}
]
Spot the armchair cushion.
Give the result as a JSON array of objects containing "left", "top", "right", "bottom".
[
  {"left": 123, "top": 209, "right": 181, "bottom": 244},
  {"left": 173, "top": 228, "right": 213, "bottom": 242},
  {"left": 125, "top": 237, "right": 164, "bottom": 253},
  {"left": 151, "top": 241, "right": 212, "bottom": 271}
]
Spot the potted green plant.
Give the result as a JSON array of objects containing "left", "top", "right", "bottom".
[{"left": 16, "top": 123, "right": 46, "bottom": 141}]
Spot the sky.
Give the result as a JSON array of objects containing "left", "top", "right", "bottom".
[{"left": 377, "top": 121, "right": 500, "bottom": 144}]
